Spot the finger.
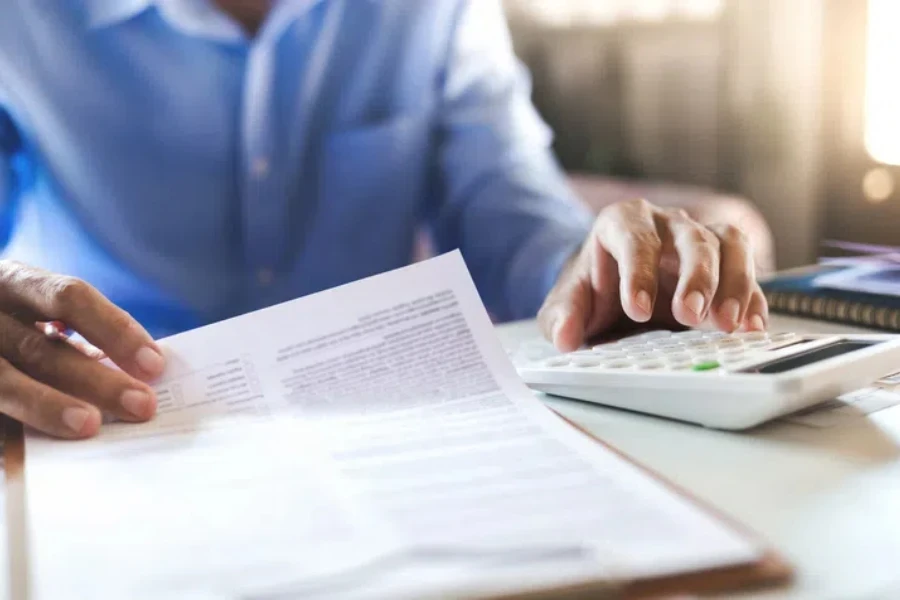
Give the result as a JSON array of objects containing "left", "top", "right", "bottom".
[
  {"left": 0, "top": 314, "right": 157, "bottom": 422},
  {"left": 65, "top": 338, "right": 107, "bottom": 360},
  {"left": 594, "top": 199, "right": 661, "bottom": 322},
  {"left": 32, "top": 321, "right": 106, "bottom": 359},
  {"left": 538, "top": 277, "right": 592, "bottom": 353},
  {"left": 538, "top": 249, "right": 594, "bottom": 352},
  {"left": 0, "top": 360, "right": 101, "bottom": 439},
  {"left": 661, "top": 210, "right": 720, "bottom": 327},
  {"left": 0, "top": 262, "right": 164, "bottom": 380},
  {"left": 708, "top": 224, "right": 755, "bottom": 332},
  {"left": 740, "top": 286, "right": 769, "bottom": 332},
  {"left": 38, "top": 320, "right": 69, "bottom": 340}
]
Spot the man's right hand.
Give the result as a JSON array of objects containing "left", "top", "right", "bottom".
[{"left": 0, "top": 261, "right": 165, "bottom": 439}]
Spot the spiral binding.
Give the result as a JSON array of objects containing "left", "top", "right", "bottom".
[{"left": 764, "top": 291, "right": 900, "bottom": 332}]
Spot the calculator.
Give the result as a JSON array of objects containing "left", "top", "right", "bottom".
[{"left": 513, "top": 330, "right": 900, "bottom": 430}]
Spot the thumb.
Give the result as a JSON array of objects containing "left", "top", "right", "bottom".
[{"left": 539, "top": 279, "right": 592, "bottom": 353}]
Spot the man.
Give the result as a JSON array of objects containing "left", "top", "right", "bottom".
[{"left": 0, "top": 0, "right": 767, "bottom": 439}]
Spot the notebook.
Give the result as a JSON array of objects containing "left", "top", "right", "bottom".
[
  {"left": 5, "top": 253, "right": 790, "bottom": 599},
  {"left": 761, "top": 265, "right": 900, "bottom": 331}
]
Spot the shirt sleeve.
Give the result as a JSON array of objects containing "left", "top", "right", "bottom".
[
  {"left": 0, "top": 105, "right": 21, "bottom": 243},
  {"left": 430, "top": 0, "right": 594, "bottom": 322}
]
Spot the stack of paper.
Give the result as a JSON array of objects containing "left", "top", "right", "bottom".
[{"left": 20, "top": 252, "right": 766, "bottom": 599}]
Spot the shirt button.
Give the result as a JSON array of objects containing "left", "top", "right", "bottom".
[
  {"left": 257, "top": 268, "right": 274, "bottom": 286},
  {"left": 251, "top": 157, "right": 270, "bottom": 179}
]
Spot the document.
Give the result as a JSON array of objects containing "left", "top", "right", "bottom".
[
  {"left": 22, "top": 252, "right": 762, "bottom": 599},
  {"left": 782, "top": 387, "right": 900, "bottom": 428}
]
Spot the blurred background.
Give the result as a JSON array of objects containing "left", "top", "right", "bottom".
[{"left": 501, "top": 0, "right": 899, "bottom": 271}]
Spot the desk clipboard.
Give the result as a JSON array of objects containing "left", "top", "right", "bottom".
[{"left": 1, "top": 414, "right": 791, "bottom": 600}]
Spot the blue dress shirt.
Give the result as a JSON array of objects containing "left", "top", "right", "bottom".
[{"left": 0, "top": 0, "right": 593, "bottom": 337}]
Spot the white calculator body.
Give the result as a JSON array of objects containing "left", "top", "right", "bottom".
[{"left": 514, "top": 330, "right": 900, "bottom": 430}]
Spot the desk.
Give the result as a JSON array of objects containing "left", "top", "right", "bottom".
[{"left": 497, "top": 315, "right": 900, "bottom": 599}]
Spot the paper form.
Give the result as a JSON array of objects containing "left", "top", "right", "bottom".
[
  {"left": 782, "top": 387, "right": 900, "bottom": 428},
  {"left": 0, "top": 439, "right": 8, "bottom": 600},
  {"left": 22, "top": 252, "right": 762, "bottom": 599}
]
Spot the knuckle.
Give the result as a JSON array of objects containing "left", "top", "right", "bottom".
[
  {"left": 15, "top": 331, "right": 48, "bottom": 366},
  {"left": 685, "top": 225, "right": 718, "bottom": 248},
  {"left": 720, "top": 224, "right": 749, "bottom": 245},
  {"left": 47, "top": 277, "right": 90, "bottom": 314},
  {"left": 0, "top": 259, "right": 24, "bottom": 277},
  {"left": 625, "top": 197, "right": 652, "bottom": 211},
  {"left": 632, "top": 262, "right": 658, "bottom": 285},
  {"left": 726, "top": 274, "right": 754, "bottom": 299},
  {"left": 663, "top": 207, "right": 690, "bottom": 221},
  {"left": 626, "top": 229, "right": 662, "bottom": 253},
  {"left": 691, "top": 261, "right": 719, "bottom": 287},
  {"left": 107, "top": 311, "right": 136, "bottom": 336},
  {"left": 604, "top": 198, "right": 651, "bottom": 221}
]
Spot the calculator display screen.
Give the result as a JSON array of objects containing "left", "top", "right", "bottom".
[{"left": 743, "top": 340, "right": 878, "bottom": 374}]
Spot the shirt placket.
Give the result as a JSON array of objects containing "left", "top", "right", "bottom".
[
  {"left": 239, "top": 1, "right": 323, "bottom": 310},
  {"left": 240, "top": 37, "right": 284, "bottom": 299}
]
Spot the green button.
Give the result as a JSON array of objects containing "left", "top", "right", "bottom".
[{"left": 692, "top": 361, "right": 721, "bottom": 372}]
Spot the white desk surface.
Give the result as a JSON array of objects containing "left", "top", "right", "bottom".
[{"left": 497, "top": 315, "right": 900, "bottom": 600}]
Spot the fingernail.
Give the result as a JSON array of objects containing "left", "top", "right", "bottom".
[
  {"left": 135, "top": 346, "right": 165, "bottom": 376},
  {"left": 684, "top": 291, "right": 706, "bottom": 317},
  {"left": 121, "top": 390, "right": 155, "bottom": 419},
  {"left": 721, "top": 298, "right": 740, "bottom": 325},
  {"left": 749, "top": 314, "right": 765, "bottom": 331},
  {"left": 62, "top": 407, "right": 91, "bottom": 434},
  {"left": 551, "top": 316, "right": 565, "bottom": 345},
  {"left": 635, "top": 290, "right": 653, "bottom": 316}
]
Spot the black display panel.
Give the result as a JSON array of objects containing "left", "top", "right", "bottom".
[{"left": 742, "top": 340, "right": 878, "bottom": 374}]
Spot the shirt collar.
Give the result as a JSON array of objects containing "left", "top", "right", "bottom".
[
  {"left": 83, "top": 0, "right": 153, "bottom": 29},
  {"left": 82, "top": 0, "right": 358, "bottom": 30}
]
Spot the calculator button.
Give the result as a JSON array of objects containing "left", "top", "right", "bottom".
[
  {"left": 635, "top": 360, "right": 666, "bottom": 370},
  {"left": 651, "top": 338, "right": 685, "bottom": 349},
  {"left": 570, "top": 354, "right": 606, "bottom": 367},
  {"left": 628, "top": 350, "right": 662, "bottom": 360},
  {"left": 718, "top": 348, "right": 746, "bottom": 358},
  {"left": 702, "top": 331, "right": 728, "bottom": 341},
  {"left": 684, "top": 338, "right": 714, "bottom": 348},
  {"left": 770, "top": 332, "right": 798, "bottom": 344},
  {"left": 673, "top": 330, "right": 706, "bottom": 340},
  {"left": 668, "top": 361, "right": 694, "bottom": 371},
  {"left": 737, "top": 332, "right": 768, "bottom": 342},
  {"left": 634, "top": 330, "right": 673, "bottom": 341},
  {"left": 718, "top": 353, "right": 747, "bottom": 365},
  {"left": 715, "top": 339, "right": 744, "bottom": 350},
  {"left": 746, "top": 340, "right": 771, "bottom": 350},
  {"left": 591, "top": 347, "right": 628, "bottom": 359},
  {"left": 594, "top": 342, "right": 629, "bottom": 352},
  {"left": 543, "top": 356, "right": 570, "bottom": 367},
  {"left": 686, "top": 346, "right": 718, "bottom": 358},
  {"left": 691, "top": 360, "right": 721, "bottom": 371},
  {"left": 618, "top": 339, "right": 651, "bottom": 350},
  {"left": 692, "top": 354, "right": 719, "bottom": 365},
  {"left": 602, "top": 360, "right": 634, "bottom": 370},
  {"left": 592, "top": 343, "right": 622, "bottom": 353}
]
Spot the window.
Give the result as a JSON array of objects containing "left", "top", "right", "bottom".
[
  {"left": 506, "top": 0, "right": 722, "bottom": 27},
  {"left": 864, "top": 0, "right": 900, "bottom": 166}
]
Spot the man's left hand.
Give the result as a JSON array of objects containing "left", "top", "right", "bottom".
[{"left": 538, "top": 198, "right": 768, "bottom": 352}]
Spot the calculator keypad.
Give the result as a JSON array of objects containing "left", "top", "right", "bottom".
[{"left": 539, "top": 330, "right": 793, "bottom": 373}]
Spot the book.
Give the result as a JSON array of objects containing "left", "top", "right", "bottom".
[
  {"left": 761, "top": 265, "right": 900, "bottom": 331},
  {"left": 8, "top": 253, "right": 789, "bottom": 599}
]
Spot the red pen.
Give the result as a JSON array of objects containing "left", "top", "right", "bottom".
[{"left": 41, "top": 320, "right": 70, "bottom": 340}]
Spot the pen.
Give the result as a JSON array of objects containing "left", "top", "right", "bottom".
[{"left": 41, "top": 320, "right": 69, "bottom": 340}]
